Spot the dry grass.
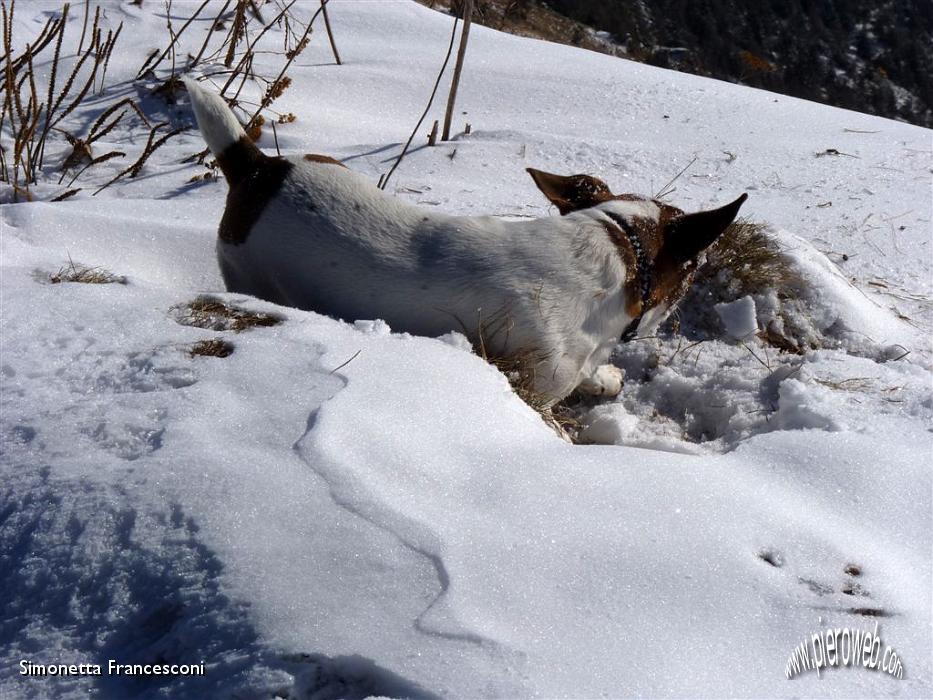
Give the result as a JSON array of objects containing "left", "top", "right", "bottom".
[
  {"left": 49, "top": 260, "right": 125, "bottom": 284},
  {"left": 161, "top": 0, "right": 327, "bottom": 138},
  {"left": 813, "top": 376, "right": 872, "bottom": 392},
  {"left": 479, "top": 348, "right": 579, "bottom": 441},
  {"left": 2, "top": 0, "right": 329, "bottom": 201},
  {"left": 678, "top": 218, "right": 812, "bottom": 353},
  {"left": 701, "top": 219, "right": 803, "bottom": 297},
  {"left": 1, "top": 0, "right": 128, "bottom": 200},
  {"left": 174, "top": 295, "right": 281, "bottom": 332},
  {"left": 189, "top": 338, "right": 234, "bottom": 357}
]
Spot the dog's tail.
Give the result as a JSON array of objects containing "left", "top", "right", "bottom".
[{"left": 183, "top": 77, "right": 264, "bottom": 185}]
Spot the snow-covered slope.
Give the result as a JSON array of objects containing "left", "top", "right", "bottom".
[{"left": 1, "top": 1, "right": 930, "bottom": 698}]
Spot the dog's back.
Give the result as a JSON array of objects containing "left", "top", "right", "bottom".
[
  {"left": 226, "top": 156, "right": 625, "bottom": 343},
  {"left": 185, "top": 78, "right": 626, "bottom": 351},
  {"left": 184, "top": 79, "right": 743, "bottom": 402}
]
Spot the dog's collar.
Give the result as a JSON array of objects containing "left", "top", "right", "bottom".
[{"left": 600, "top": 211, "right": 652, "bottom": 341}]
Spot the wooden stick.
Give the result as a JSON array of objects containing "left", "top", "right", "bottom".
[
  {"left": 320, "top": 0, "right": 341, "bottom": 65},
  {"left": 442, "top": 0, "right": 472, "bottom": 141},
  {"left": 428, "top": 119, "right": 438, "bottom": 146}
]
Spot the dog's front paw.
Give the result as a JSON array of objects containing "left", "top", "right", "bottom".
[{"left": 577, "top": 364, "right": 624, "bottom": 398}]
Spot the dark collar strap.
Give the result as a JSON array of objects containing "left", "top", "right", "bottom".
[{"left": 602, "top": 211, "right": 652, "bottom": 341}]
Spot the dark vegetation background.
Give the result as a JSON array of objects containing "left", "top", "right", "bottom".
[{"left": 431, "top": 0, "right": 933, "bottom": 127}]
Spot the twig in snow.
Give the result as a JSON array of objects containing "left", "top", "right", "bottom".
[
  {"left": 320, "top": 0, "right": 341, "bottom": 64},
  {"left": 441, "top": 0, "right": 472, "bottom": 141},
  {"left": 740, "top": 341, "right": 771, "bottom": 370},
  {"left": 654, "top": 156, "right": 697, "bottom": 199},
  {"left": 329, "top": 349, "right": 361, "bottom": 373},
  {"left": 815, "top": 148, "right": 859, "bottom": 158},
  {"left": 271, "top": 120, "right": 280, "bottom": 156},
  {"left": 379, "top": 13, "right": 460, "bottom": 190}
]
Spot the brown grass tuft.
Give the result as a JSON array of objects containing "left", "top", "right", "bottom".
[
  {"left": 49, "top": 259, "right": 125, "bottom": 284},
  {"left": 677, "top": 218, "right": 812, "bottom": 352},
  {"left": 174, "top": 295, "right": 282, "bottom": 332},
  {"left": 701, "top": 219, "right": 803, "bottom": 297},
  {"left": 189, "top": 337, "right": 234, "bottom": 357},
  {"left": 479, "top": 348, "right": 579, "bottom": 441}
]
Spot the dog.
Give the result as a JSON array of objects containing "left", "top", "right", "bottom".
[{"left": 184, "top": 79, "right": 746, "bottom": 403}]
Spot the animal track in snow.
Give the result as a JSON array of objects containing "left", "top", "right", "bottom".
[
  {"left": 757, "top": 549, "right": 784, "bottom": 568},
  {"left": 756, "top": 549, "right": 890, "bottom": 617},
  {"left": 83, "top": 421, "right": 164, "bottom": 461}
]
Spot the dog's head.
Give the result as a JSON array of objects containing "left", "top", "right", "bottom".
[{"left": 527, "top": 167, "right": 746, "bottom": 338}]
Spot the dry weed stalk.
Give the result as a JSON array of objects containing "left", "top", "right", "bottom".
[
  {"left": 137, "top": 0, "right": 323, "bottom": 145},
  {"left": 0, "top": 0, "right": 150, "bottom": 200},
  {"left": 380, "top": 12, "right": 461, "bottom": 189},
  {"left": 0, "top": 0, "right": 344, "bottom": 201}
]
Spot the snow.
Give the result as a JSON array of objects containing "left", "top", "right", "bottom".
[
  {"left": 716, "top": 295, "right": 758, "bottom": 338},
  {"left": 2, "top": 1, "right": 931, "bottom": 698}
]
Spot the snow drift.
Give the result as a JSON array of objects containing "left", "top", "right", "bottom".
[{"left": 1, "top": 1, "right": 931, "bottom": 698}]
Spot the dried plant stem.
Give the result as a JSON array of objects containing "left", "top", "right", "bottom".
[
  {"left": 655, "top": 156, "right": 697, "bottom": 199},
  {"left": 441, "top": 0, "right": 472, "bottom": 141},
  {"left": 380, "top": 13, "right": 460, "bottom": 190},
  {"left": 243, "top": 1, "right": 325, "bottom": 127},
  {"left": 137, "top": 0, "right": 211, "bottom": 79},
  {"left": 77, "top": 0, "right": 90, "bottom": 54},
  {"left": 219, "top": 0, "right": 299, "bottom": 95},
  {"left": 320, "top": 0, "right": 340, "bottom": 65},
  {"left": 93, "top": 122, "right": 183, "bottom": 194},
  {"left": 224, "top": 0, "right": 246, "bottom": 68},
  {"left": 190, "top": 0, "right": 233, "bottom": 67},
  {"left": 39, "top": 4, "right": 68, "bottom": 167},
  {"left": 67, "top": 150, "right": 125, "bottom": 186}
]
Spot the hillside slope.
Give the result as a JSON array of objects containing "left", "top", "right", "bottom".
[{"left": 1, "top": 1, "right": 931, "bottom": 697}]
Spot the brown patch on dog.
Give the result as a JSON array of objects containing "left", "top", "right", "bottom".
[
  {"left": 533, "top": 167, "right": 747, "bottom": 336},
  {"left": 599, "top": 220, "right": 646, "bottom": 319},
  {"left": 303, "top": 153, "right": 347, "bottom": 168},
  {"left": 648, "top": 195, "right": 748, "bottom": 312},
  {"left": 601, "top": 205, "right": 685, "bottom": 318},
  {"left": 216, "top": 136, "right": 293, "bottom": 245},
  {"left": 526, "top": 167, "right": 614, "bottom": 214}
]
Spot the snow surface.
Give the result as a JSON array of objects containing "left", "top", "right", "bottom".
[
  {"left": 716, "top": 296, "right": 758, "bottom": 339},
  {"left": 1, "top": 1, "right": 931, "bottom": 698}
]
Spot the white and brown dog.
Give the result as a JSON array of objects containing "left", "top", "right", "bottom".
[{"left": 185, "top": 79, "right": 746, "bottom": 403}]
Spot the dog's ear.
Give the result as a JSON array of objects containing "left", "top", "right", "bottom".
[
  {"left": 659, "top": 193, "right": 748, "bottom": 266},
  {"left": 526, "top": 168, "right": 614, "bottom": 214}
]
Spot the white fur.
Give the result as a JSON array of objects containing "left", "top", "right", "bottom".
[
  {"left": 184, "top": 78, "right": 245, "bottom": 155},
  {"left": 189, "top": 84, "right": 648, "bottom": 402},
  {"left": 217, "top": 162, "right": 641, "bottom": 402},
  {"left": 603, "top": 198, "right": 660, "bottom": 222},
  {"left": 577, "top": 364, "right": 624, "bottom": 397}
]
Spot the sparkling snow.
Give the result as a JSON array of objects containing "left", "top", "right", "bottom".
[{"left": 1, "top": 1, "right": 931, "bottom": 698}]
